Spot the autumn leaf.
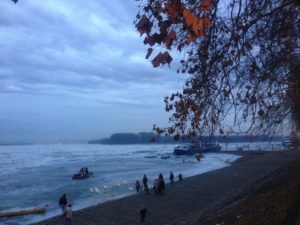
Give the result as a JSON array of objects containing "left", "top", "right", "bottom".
[
  {"left": 164, "top": 29, "right": 176, "bottom": 49},
  {"left": 11, "top": 0, "right": 18, "bottom": 3},
  {"left": 165, "top": 1, "right": 182, "bottom": 23},
  {"left": 183, "top": 7, "right": 212, "bottom": 39},
  {"left": 135, "top": 15, "right": 153, "bottom": 36},
  {"left": 144, "top": 33, "right": 163, "bottom": 46},
  {"left": 151, "top": 51, "right": 173, "bottom": 67},
  {"left": 200, "top": 0, "right": 213, "bottom": 12},
  {"left": 146, "top": 48, "right": 153, "bottom": 59}
]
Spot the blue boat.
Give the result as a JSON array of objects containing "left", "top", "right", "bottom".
[{"left": 173, "top": 142, "right": 222, "bottom": 155}]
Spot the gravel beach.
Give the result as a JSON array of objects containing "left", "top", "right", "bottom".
[{"left": 32, "top": 151, "right": 300, "bottom": 225}]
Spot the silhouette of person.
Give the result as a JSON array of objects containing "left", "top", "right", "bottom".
[
  {"left": 179, "top": 173, "right": 183, "bottom": 181},
  {"left": 135, "top": 180, "right": 141, "bottom": 192},
  {"left": 59, "top": 193, "right": 67, "bottom": 213},
  {"left": 140, "top": 205, "right": 147, "bottom": 223},
  {"left": 64, "top": 204, "right": 72, "bottom": 225},
  {"left": 169, "top": 171, "right": 174, "bottom": 184}
]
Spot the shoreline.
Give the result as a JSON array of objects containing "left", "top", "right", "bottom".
[{"left": 31, "top": 150, "right": 300, "bottom": 225}]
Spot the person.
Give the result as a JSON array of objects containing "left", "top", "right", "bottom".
[
  {"left": 196, "top": 153, "right": 201, "bottom": 161},
  {"left": 169, "top": 171, "right": 174, "bottom": 184},
  {"left": 142, "top": 174, "right": 148, "bottom": 187},
  {"left": 64, "top": 204, "right": 72, "bottom": 225},
  {"left": 80, "top": 168, "right": 84, "bottom": 175},
  {"left": 153, "top": 179, "right": 159, "bottom": 195},
  {"left": 140, "top": 205, "right": 147, "bottom": 223},
  {"left": 158, "top": 173, "right": 163, "bottom": 180},
  {"left": 159, "top": 177, "right": 165, "bottom": 196},
  {"left": 135, "top": 180, "right": 140, "bottom": 192},
  {"left": 59, "top": 193, "right": 67, "bottom": 213},
  {"left": 142, "top": 174, "right": 148, "bottom": 194},
  {"left": 178, "top": 173, "right": 183, "bottom": 181}
]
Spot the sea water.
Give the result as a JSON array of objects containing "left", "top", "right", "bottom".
[{"left": 0, "top": 143, "right": 279, "bottom": 225}]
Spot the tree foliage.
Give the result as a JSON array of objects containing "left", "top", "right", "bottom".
[{"left": 135, "top": 0, "right": 300, "bottom": 138}]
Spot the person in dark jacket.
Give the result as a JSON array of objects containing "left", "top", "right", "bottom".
[
  {"left": 169, "top": 171, "right": 174, "bottom": 184},
  {"left": 142, "top": 174, "right": 148, "bottom": 187},
  {"left": 142, "top": 175, "right": 149, "bottom": 194},
  {"left": 135, "top": 180, "right": 141, "bottom": 192},
  {"left": 140, "top": 205, "right": 147, "bottom": 223},
  {"left": 179, "top": 173, "right": 183, "bottom": 181},
  {"left": 59, "top": 193, "right": 67, "bottom": 213},
  {"left": 159, "top": 178, "right": 165, "bottom": 195}
]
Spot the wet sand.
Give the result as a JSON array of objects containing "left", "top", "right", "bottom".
[{"left": 32, "top": 151, "right": 300, "bottom": 225}]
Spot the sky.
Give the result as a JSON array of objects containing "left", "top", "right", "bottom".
[{"left": 0, "top": 0, "right": 185, "bottom": 143}]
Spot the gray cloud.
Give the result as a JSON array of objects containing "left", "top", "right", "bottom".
[{"left": 0, "top": 0, "right": 183, "bottom": 142}]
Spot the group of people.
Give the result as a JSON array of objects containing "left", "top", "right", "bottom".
[
  {"left": 59, "top": 171, "right": 184, "bottom": 224},
  {"left": 135, "top": 171, "right": 183, "bottom": 195},
  {"left": 58, "top": 193, "right": 72, "bottom": 225},
  {"left": 79, "top": 167, "right": 89, "bottom": 176},
  {"left": 136, "top": 172, "right": 183, "bottom": 223}
]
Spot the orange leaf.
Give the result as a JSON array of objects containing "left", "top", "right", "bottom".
[
  {"left": 183, "top": 6, "right": 212, "bottom": 40},
  {"left": 200, "top": 0, "right": 213, "bottom": 12}
]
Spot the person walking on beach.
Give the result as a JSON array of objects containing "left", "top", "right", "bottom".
[
  {"left": 158, "top": 173, "right": 165, "bottom": 195},
  {"left": 59, "top": 193, "right": 67, "bottom": 213},
  {"left": 178, "top": 173, "right": 183, "bottom": 181},
  {"left": 64, "top": 204, "right": 72, "bottom": 225},
  {"left": 142, "top": 174, "right": 148, "bottom": 187},
  {"left": 140, "top": 205, "right": 147, "bottom": 223},
  {"left": 135, "top": 180, "right": 141, "bottom": 192},
  {"left": 169, "top": 171, "right": 174, "bottom": 184},
  {"left": 153, "top": 179, "right": 159, "bottom": 195},
  {"left": 143, "top": 174, "right": 149, "bottom": 194}
]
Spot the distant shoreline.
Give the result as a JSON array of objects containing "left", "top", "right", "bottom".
[{"left": 89, "top": 132, "right": 282, "bottom": 145}]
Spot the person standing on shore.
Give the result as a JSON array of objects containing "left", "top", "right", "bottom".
[
  {"left": 140, "top": 205, "right": 147, "bottom": 223},
  {"left": 64, "top": 204, "right": 72, "bottom": 225},
  {"left": 178, "top": 173, "right": 183, "bottom": 181},
  {"left": 143, "top": 174, "right": 149, "bottom": 194},
  {"left": 169, "top": 171, "right": 174, "bottom": 184},
  {"left": 158, "top": 173, "right": 165, "bottom": 195},
  {"left": 135, "top": 180, "right": 141, "bottom": 192},
  {"left": 142, "top": 175, "right": 148, "bottom": 187},
  {"left": 59, "top": 193, "right": 67, "bottom": 213},
  {"left": 153, "top": 179, "right": 159, "bottom": 195}
]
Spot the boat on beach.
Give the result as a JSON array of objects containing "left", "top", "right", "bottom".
[{"left": 173, "top": 142, "right": 222, "bottom": 155}]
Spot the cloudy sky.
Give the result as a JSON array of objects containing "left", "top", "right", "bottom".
[{"left": 0, "top": 0, "right": 185, "bottom": 143}]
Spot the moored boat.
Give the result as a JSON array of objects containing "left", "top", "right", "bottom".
[{"left": 173, "top": 142, "right": 221, "bottom": 155}]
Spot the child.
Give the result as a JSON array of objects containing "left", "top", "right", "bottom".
[{"left": 64, "top": 204, "right": 72, "bottom": 225}]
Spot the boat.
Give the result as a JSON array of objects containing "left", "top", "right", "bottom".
[
  {"left": 72, "top": 171, "right": 93, "bottom": 180},
  {"left": 72, "top": 167, "right": 93, "bottom": 180},
  {"left": 282, "top": 136, "right": 294, "bottom": 149},
  {"left": 173, "top": 142, "right": 221, "bottom": 155}
]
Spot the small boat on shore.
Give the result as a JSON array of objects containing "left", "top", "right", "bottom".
[{"left": 173, "top": 142, "right": 221, "bottom": 155}]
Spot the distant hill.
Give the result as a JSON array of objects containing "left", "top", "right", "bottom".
[{"left": 88, "top": 132, "right": 282, "bottom": 145}]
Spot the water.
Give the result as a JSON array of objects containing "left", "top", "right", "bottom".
[{"left": 0, "top": 143, "right": 276, "bottom": 225}]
